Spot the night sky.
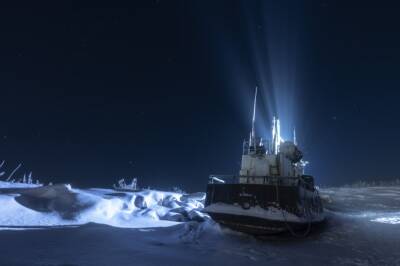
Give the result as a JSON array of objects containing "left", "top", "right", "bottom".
[{"left": 0, "top": 1, "right": 399, "bottom": 191}]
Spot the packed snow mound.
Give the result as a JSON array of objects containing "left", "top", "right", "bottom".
[{"left": 0, "top": 182, "right": 207, "bottom": 229}]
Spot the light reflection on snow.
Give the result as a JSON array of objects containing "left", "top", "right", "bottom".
[
  {"left": 0, "top": 227, "right": 42, "bottom": 231},
  {"left": 371, "top": 216, "right": 400, "bottom": 224},
  {"left": 331, "top": 210, "right": 400, "bottom": 225}
]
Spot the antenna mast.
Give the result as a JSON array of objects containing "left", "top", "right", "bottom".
[
  {"left": 250, "top": 87, "right": 258, "bottom": 146},
  {"left": 272, "top": 116, "right": 281, "bottom": 155}
]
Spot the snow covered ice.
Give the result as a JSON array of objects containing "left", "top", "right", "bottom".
[
  {"left": 0, "top": 181, "right": 399, "bottom": 265},
  {"left": 0, "top": 181, "right": 207, "bottom": 228}
]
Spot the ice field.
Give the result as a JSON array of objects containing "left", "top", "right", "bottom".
[{"left": 0, "top": 181, "right": 399, "bottom": 265}]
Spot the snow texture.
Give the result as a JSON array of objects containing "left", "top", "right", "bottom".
[
  {"left": 0, "top": 182, "right": 399, "bottom": 265},
  {"left": 0, "top": 181, "right": 207, "bottom": 228}
]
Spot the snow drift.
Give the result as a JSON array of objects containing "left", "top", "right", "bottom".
[
  {"left": 0, "top": 181, "right": 207, "bottom": 229},
  {"left": 0, "top": 181, "right": 400, "bottom": 265}
]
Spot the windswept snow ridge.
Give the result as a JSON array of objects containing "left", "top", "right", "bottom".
[{"left": 0, "top": 181, "right": 207, "bottom": 229}]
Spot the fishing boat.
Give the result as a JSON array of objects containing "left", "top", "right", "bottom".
[
  {"left": 203, "top": 88, "right": 325, "bottom": 235},
  {"left": 113, "top": 178, "right": 141, "bottom": 192}
]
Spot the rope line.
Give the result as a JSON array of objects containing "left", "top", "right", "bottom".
[{"left": 275, "top": 179, "right": 314, "bottom": 238}]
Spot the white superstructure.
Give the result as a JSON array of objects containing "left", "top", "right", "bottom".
[{"left": 239, "top": 88, "right": 307, "bottom": 182}]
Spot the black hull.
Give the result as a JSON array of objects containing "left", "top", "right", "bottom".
[
  {"left": 208, "top": 212, "right": 319, "bottom": 235},
  {"left": 204, "top": 178, "right": 324, "bottom": 235}
]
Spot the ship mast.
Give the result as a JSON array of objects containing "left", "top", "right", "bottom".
[{"left": 249, "top": 87, "right": 258, "bottom": 147}]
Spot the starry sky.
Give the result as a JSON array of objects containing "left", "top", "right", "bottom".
[{"left": 0, "top": 1, "right": 399, "bottom": 191}]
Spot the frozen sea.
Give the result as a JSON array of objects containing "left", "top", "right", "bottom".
[{"left": 0, "top": 181, "right": 399, "bottom": 266}]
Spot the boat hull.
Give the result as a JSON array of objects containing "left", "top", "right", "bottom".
[
  {"left": 207, "top": 212, "right": 320, "bottom": 235},
  {"left": 204, "top": 180, "right": 325, "bottom": 235}
]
